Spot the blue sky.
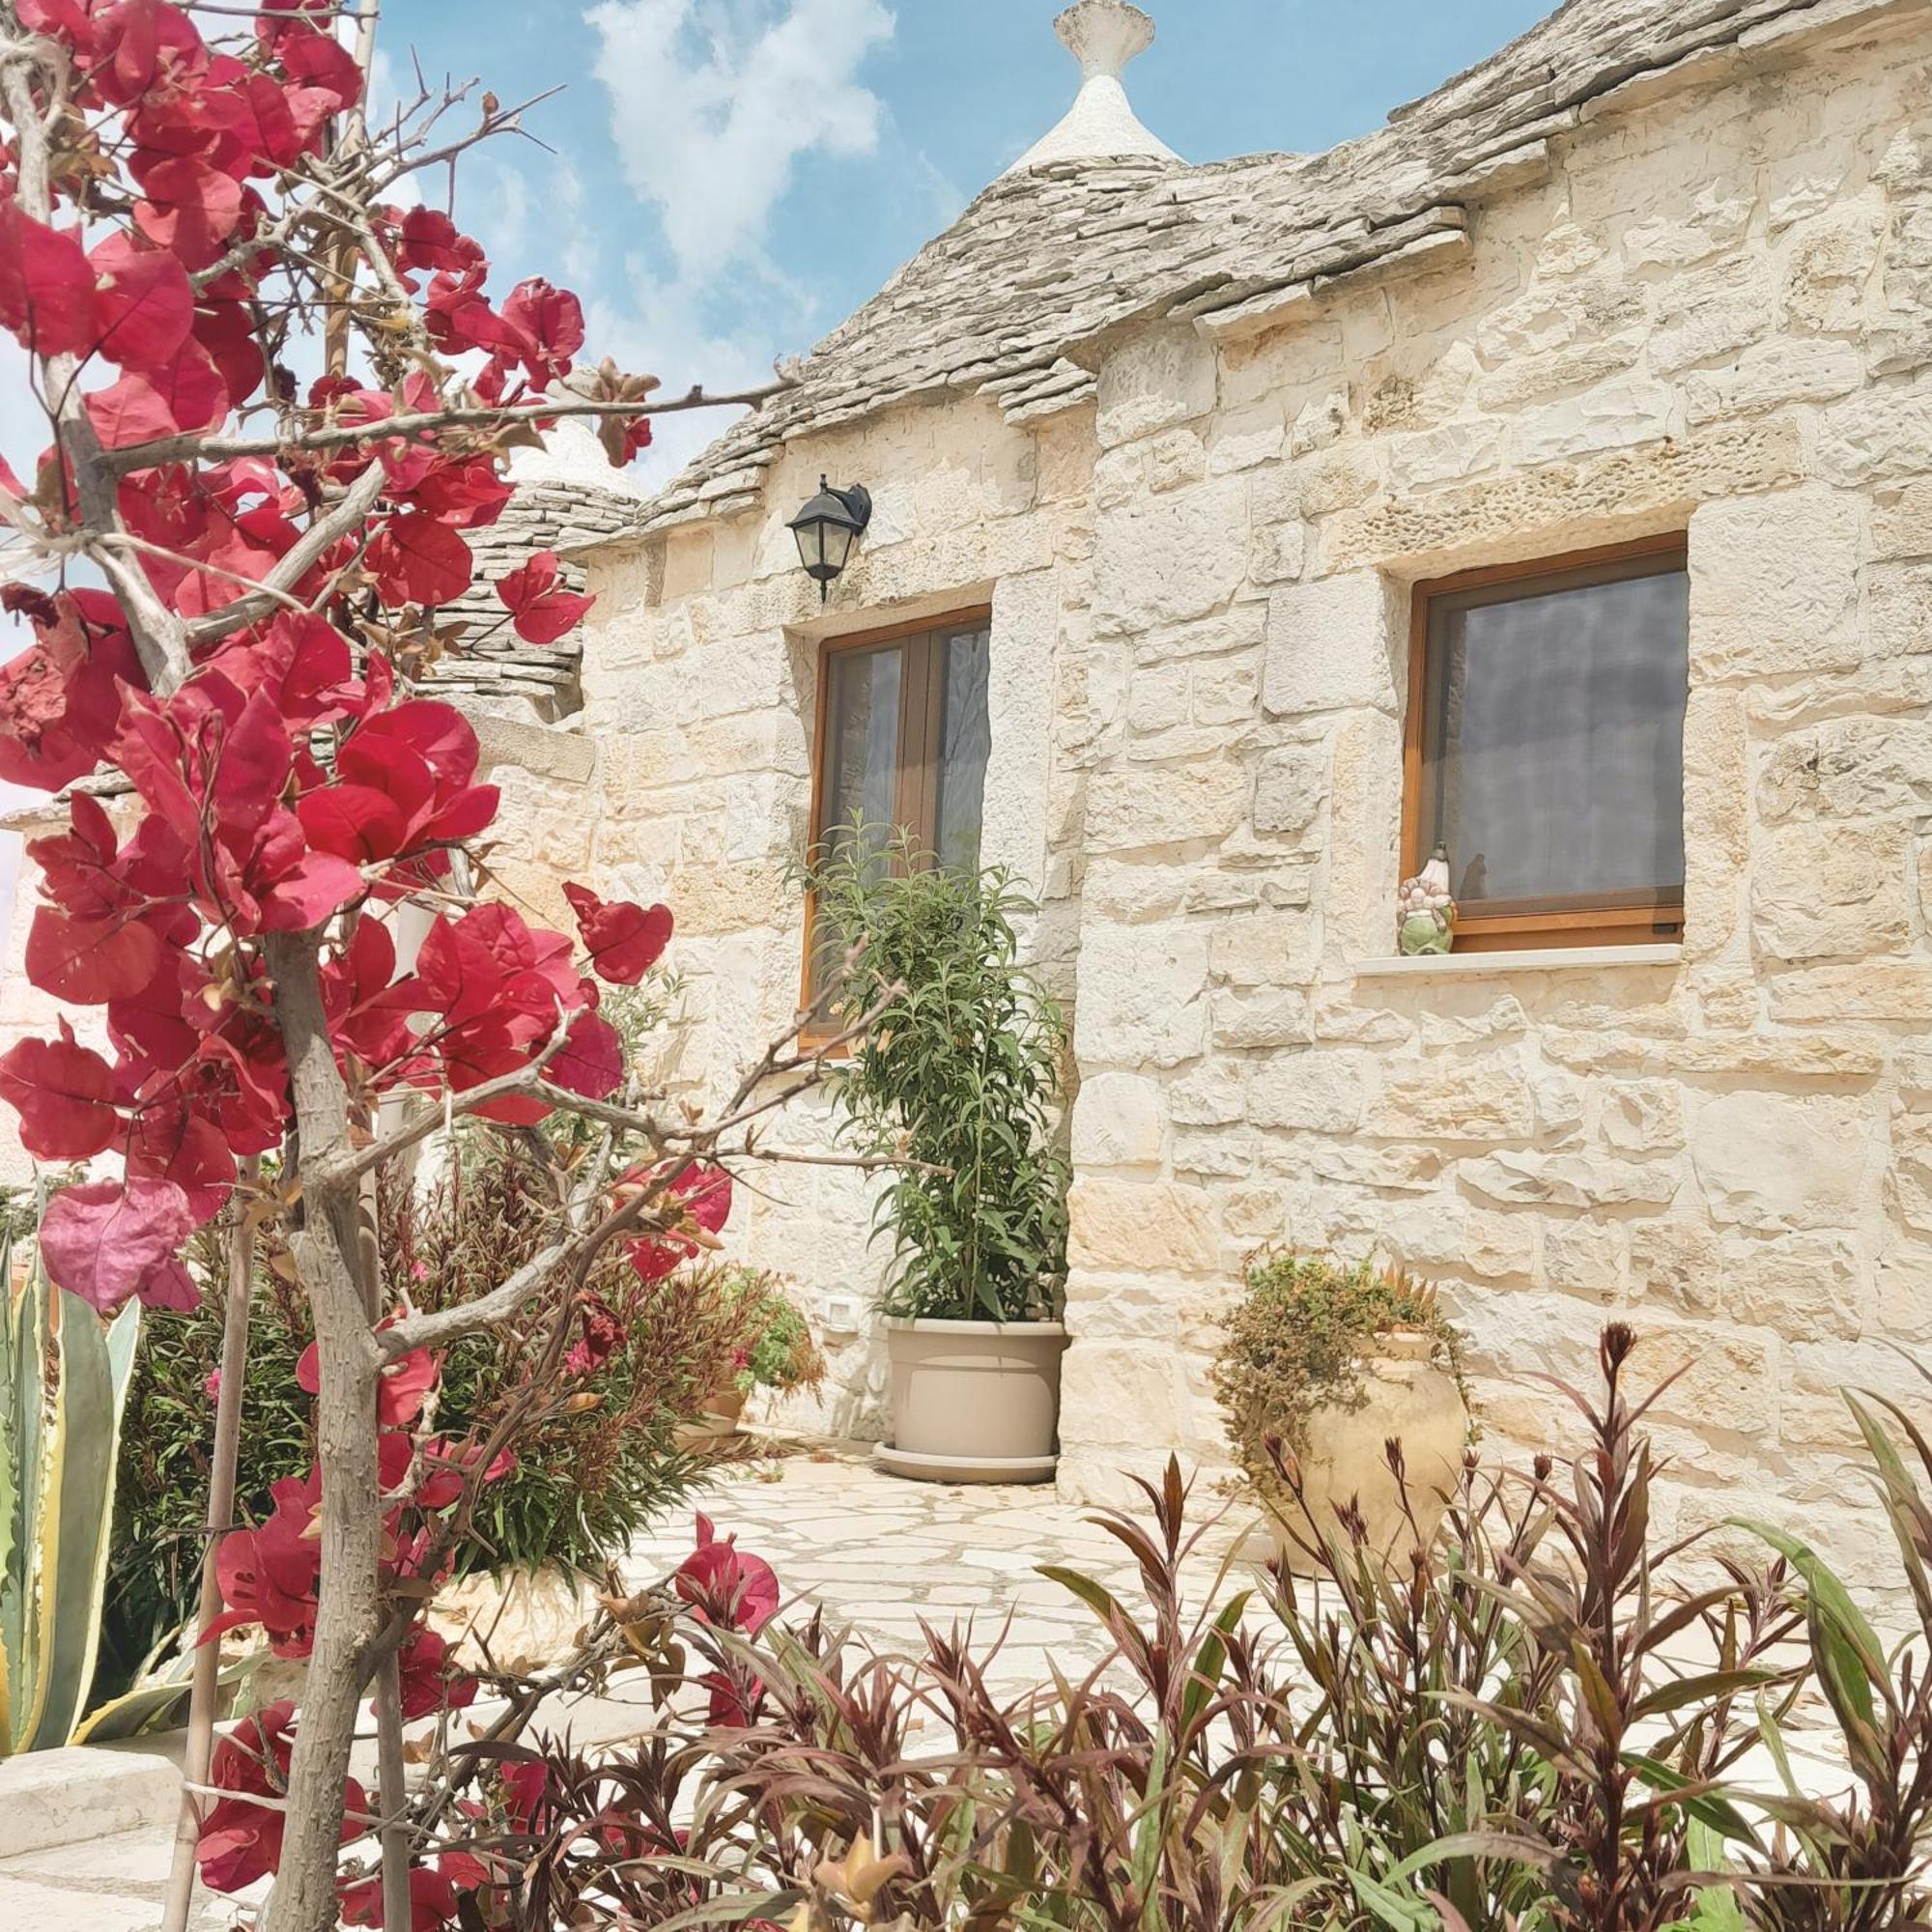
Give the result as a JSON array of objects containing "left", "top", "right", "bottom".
[
  {"left": 0, "top": 1, "right": 1557, "bottom": 932},
  {"left": 387, "top": 0, "right": 1554, "bottom": 485}
]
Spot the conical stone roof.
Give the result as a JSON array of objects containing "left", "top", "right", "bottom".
[{"left": 628, "top": 0, "right": 1916, "bottom": 537}]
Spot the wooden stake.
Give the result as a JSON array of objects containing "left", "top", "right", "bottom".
[{"left": 158, "top": 1163, "right": 261, "bottom": 1932}]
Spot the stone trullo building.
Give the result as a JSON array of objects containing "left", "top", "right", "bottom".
[
  {"left": 555, "top": 0, "right": 1932, "bottom": 1585},
  {"left": 5, "top": 0, "right": 1932, "bottom": 1584}
]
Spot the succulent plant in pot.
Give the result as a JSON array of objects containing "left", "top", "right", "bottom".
[
  {"left": 1211, "top": 1250, "right": 1469, "bottom": 1570},
  {"left": 674, "top": 1264, "right": 827, "bottom": 1447},
  {"left": 804, "top": 828, "right": 1070, "bottom": 1484}
]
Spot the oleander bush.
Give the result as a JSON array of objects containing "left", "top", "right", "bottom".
[
  {"left": 802, "top": 826, "right": 1070, "bottom": 1324},
  {"left": 100, "top": 1132, "right": 749, "bottom": 1699}
]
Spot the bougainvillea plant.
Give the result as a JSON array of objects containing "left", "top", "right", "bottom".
[{"left": 0, "top": 5, "right": 839, "bottom": 1929}]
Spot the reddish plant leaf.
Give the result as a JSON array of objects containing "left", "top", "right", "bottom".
[
  {"left": 25, "top": 906, "right": 164, "bottom": 1004},
  {"left": 87, "top": 231, "right": 195, "bottom": 371},
  {"left": 0, "top": 1023, "right": 120, "bottom": 1159},
  {"left": 0, "top": 205, "right": 101, "bottom": 356},
  {"left": 40, "top": 1177, "right": 198, "bottom": 1315},
  {"left": 562, "top": 883, "right": 672, "bottom": 985},
  {"left": 367, "top": 511, "right": 474, "bottom": 607}
]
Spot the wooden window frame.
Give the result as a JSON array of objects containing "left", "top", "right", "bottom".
[
  {"left": 799, "top": 606, "right": 994, "bottom": 1037},
  {"left": 1401, "top": 535, "right": 1690, "bottom": 954}
]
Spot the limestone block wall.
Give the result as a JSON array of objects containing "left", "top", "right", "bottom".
[
  {"left": 578, "top": 399, "right": 1094, "bottom": 1435},
  {"left": 1052, "top": 12, "right": 1932, "bottom": 1587}
]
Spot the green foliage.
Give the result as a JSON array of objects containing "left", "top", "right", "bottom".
[
  {"left": 716, "top": 1266, "right": 827, "bottom": 1398},
  {"left": 0, "top": 1216, "right": 142, "bottom": 1756},
  {"left": 802, "top": 825, "right": 1069, "bottom": 1323},
  {"left": 101, "top": 1133, "right": 742, "bottom": 1698},
  {"left": 1212, "top": 1249, "right": 1466, "bottom": 1490}
]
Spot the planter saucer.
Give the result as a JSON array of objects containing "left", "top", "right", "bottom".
[{"left": 874, "top": 1443, "right": 1058, "bottom": 1487}]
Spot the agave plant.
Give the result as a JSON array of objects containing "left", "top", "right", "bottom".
[{"left": 0, "top": 1217, "right": 142, "bottom": 1756}]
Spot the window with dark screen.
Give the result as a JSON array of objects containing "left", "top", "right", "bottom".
[
  {"left": 1405, "top": 540, "right": 1690, "bottom": 951},
  {"left": 805, "top": 610, "right": 993, "bottom": 1006}
]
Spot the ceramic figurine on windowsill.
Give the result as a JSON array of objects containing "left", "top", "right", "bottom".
[{"left": 1397, "top": 844, "right": 1457, "bottom": 955}]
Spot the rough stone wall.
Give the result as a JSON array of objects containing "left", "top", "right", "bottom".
[
  {"left": 579, "top": 402, "right": 1093, "bottom": 1436},
  {"left": 1050, "top": 11, "right": 1932, "bottom": 1587},
  {"left": 575, "top": 8, "right": 1932, "bottom": 1576}
]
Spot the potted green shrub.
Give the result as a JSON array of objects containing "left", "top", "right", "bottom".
[
  {"left": 675, "top": 1264, "right": 827, "bottom": 1447},
  {"left": 1211, "top": 1251, "right": 1469, "bottom": 1571},
  {"left": 805, "top": 831, "right": 1070, "bottom": 1485}
]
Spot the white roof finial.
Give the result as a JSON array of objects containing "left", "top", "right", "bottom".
[
  {"left": 1005, "top": 3, "right": 1179, "bottom": 176},
  {"left": 1058, "top": 0, "right": 1155, "bottom": 79}
]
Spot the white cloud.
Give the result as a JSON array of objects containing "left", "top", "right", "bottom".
[{"left": 586, "top": 0, "right": 895, "bottom": 286}]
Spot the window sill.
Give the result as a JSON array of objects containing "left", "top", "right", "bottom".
[{"left": 1354, "top": 944, "right": 1684, "bottom": 980}]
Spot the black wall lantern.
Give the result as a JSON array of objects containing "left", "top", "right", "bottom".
[{"left": 788, "top": 477, "right": 872, "bottom": 601}]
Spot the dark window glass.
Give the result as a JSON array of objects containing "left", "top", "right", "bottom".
[
  {"left": 809, "top": 614, "right": 995, "bottom": 1006},
  {"left": 935, "top": 623, "right": 991, "bottom": 874},
  {"left": 1417, "top": 553, "right": 1689, "bottom": 923},
  {"left": 825, "top": 644, "right": 903, "bottom": 849}
]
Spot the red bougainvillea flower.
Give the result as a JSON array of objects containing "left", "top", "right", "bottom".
[
  {"left": 0, "top": 1020, "right": 121, "bottom": 1160},
  {"left": 565, "top": 1294, "right": 626, "bottom": 1378},
  {"left": 415, "top": 1437, "right": 516, "bottom": 1511},
  {"left": 365, "top": 509, "right": 476, "bottom": 608},
  {"left": 675, "top": 1513, "right": 780, "bottom": 1636},
  {"left": 0, "top": 203, "right": 102, "bottom": 355},
  {"left": 205, "top": 1467, "right": 324, "bottom": 1657},
  {"left": 494, "top": 550, "right": 593, "bottom": 645},
  {"left": 395, "top": 1625, "right": 477, "bottom": 1721},
  {"left": 384, "top": 900, "right": 621, "bottom": 1123},
  {"left": 298, "top": 1333, "right": 440, "bottom": 1428},
  {"left": 623, "top": 1162, "right": 733, "bottom": 1284},
  {"left": 38, "top": 1177, "right": 200, "bottom": 1314},
  {"left": 196, "top": 1701, "right": 369, "bottom": 1894},
  {"left": 340, "top": 1854, "right": 492, "bottom": 1931},
  {"left": 0, "top": 586, "right": 147, "bottom": 794},
  {"left": 562, "top": 882, "right": 672, "bottom": 986},
  {"left": 298, "top": 697, "right": 499, "bottom": 881}
]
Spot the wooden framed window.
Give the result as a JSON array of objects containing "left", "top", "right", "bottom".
[
  {"left": 1403, "top": 537, "right": 1690, "bottom": 952},
  {"left": 802, "top": 607, "right": 994, "bottom": 1013}
]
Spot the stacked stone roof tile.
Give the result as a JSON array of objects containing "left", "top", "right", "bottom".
[
  {"left": 619, "top": 0, "right": 1911, "bottom": 537},
  {"left": 427, "top": 480, "right": 638, "bottom": 723}
]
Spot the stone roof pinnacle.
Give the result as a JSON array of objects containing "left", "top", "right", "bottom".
[{"left": 1004, "top": 2, "right": 1180, "bottom": 177}]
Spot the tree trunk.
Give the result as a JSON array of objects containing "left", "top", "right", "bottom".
[{"left": 261, "top": 932, "right": 386, "bottom": 1932}]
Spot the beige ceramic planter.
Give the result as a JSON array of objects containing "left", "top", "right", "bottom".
[
  {"left": 876, "top": 1318, "right": 1068, "bottom": 1485},
  {"left": 429, "top": 1565, "right": 596, "bottom": 1673},
  {"left": 675, "top": 1385, "right": 748, "bottom": 1451},
  {"left": 1264, "top": 1331, "right": 1469, "bottom": 1575}
]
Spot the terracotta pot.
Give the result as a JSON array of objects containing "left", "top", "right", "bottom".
[
  {"left": 1263, "top": 1330, "right": 1468, "bottom": 1575},
  {"left": 674, "top": 1384, "right": 748, "bottom": 1451},
  {"left": 875, "top": 1318, "right": 1068, "bottom": 1485}
]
